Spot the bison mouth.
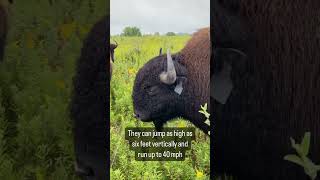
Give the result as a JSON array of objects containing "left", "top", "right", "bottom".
[
  {"left": 133, "top": 113, "right": 167, "bottom": 131},
  {"left": 133, "top": 110, "right": 176, "bottom": 132},
  {"left": 133, "top": 110, "right": 152, "bottom": 122}
]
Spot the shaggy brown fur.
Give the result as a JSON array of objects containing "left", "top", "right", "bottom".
[
  {"left": 179, "top": 28, "right": 211, "bottom": 128},
  {"left": 70, "top": 15, "right": 108, "bottom": 180},
  {"left": 213, "top": 1, "right": 320, "bottom": 179}
]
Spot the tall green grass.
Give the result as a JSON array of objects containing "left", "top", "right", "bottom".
[{"left": 0, "top": 0, "right": 105, "bottom": 179}]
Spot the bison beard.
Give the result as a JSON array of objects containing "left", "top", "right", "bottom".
[
  {"left": 132, "top": 28, "right": 210, "bottom": 134},
  {"left": 212, "top": 0, "right": 320, "bottom": 179},
  {"left": 70, "top": 16, "right": 108, "bottom": 180}
]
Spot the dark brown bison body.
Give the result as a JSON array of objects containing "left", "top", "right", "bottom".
[
  {"left": 213, "top": 0, "right": 320, "bottom": 179},
  {"left": 0, "top": 3, "right": 8, "bottom": 62},
  {"left": 70, "top": 16, "right": 108, "bottom": 180},
  {"left": 132, "top": 28, "right": 210, "bottom": 133}
]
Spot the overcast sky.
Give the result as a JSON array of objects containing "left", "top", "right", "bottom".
[{"left": 110, "top": 0, "right": 210, "bottom": 35}]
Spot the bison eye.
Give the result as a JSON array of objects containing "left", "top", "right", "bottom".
[
  {"left": 147, "top": 86, "right": 159, "bottom": 96},
  {"left": 143, "top": 85, "right": 151, "bottom": 90}
]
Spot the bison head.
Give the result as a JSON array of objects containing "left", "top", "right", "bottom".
[{"left": 132, "top": 49, "right": 187, "bottom": 130}]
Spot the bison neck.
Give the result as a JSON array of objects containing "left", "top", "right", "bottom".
[{"left": 178, "top": 28, "right": 210, "bottom": 132}]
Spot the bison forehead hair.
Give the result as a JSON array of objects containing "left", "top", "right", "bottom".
[{"left": 132, "top": 52, "right": 186, "bottom": 130}]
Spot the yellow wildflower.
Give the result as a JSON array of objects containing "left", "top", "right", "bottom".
[
  {"left": 177, "top": 121, "right": 186, "bottom": 128},
  {"left": 196, "top": 169, "right": 204, "bottom": 178},
  {"left": 128, "top": 68, "right": 136, "bottom": 75},
  {"left": 55, "top": 80, "right": 65, "bottom": 89},
  {"left": 26, "top": 32, "right": 35, "bottom": 49},
  {"left": 78, "top": 25, "right": 90, "bottom": 38},
  {"left": 58, "top": 22, "right": 76, "bottom": 41}
]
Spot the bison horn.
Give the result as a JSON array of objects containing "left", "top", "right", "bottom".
[{"left": 160, "top": 49, "right": 176, "bottom": 84}]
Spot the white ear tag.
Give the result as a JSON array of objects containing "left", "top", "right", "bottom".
[
  {"left": 174, "top": 80, "right": 183, "bottom": 95},
  {"left": 211, "top": 63, "right": 233, "bottom": 104}
]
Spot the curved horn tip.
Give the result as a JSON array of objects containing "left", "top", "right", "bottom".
[
  {"left": 167, "top": 49, "right": 171, "bottom": 55},
  {"left": 159, "top": 48, "right": 176, "bottom": 84}
]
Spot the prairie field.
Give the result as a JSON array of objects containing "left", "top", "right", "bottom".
[{"left": 110, "top": 35, "right": 210, "bottom": 179}]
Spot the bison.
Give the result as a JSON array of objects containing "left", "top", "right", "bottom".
[
  {"left": 212, "top": 0, "right": 320, "bottom": 179},
  {"left": 70, "top": 16, "right": 109, "bottom": 180},
  {"left": 132, "top": 28, "right": 211, "bottom": 134}
]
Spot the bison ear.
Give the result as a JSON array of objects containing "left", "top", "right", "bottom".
[
  {"left": 172, "top": 61, "right": 187, "bottom": 95},
  {"left": 174, "top": 76, "right": 187, "bottom": 95},
  {"left": 211, "top": 61, "right": 233, "bottom": 104},
  {"left": 212, "top": 47, "right": 246, "bottom": 104},
  {"left": 213, "top": 48, "right": 247, "bottom": 73}
]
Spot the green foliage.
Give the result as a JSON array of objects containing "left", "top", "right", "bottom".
[
  {"left": 284, "top": 132, "right": 320, "bottom": 180},
  {"left": 110, "top": 35, "right": 210, "bottom": 179},
  {"left": 110, "top": 169, "right": 125, "bottom": 180},
  {"left": 121, "top": 26, "right": 142, "bottom": 37},
  {"left": 199, "top": 103, "right": 210, "bottom": 121},
  {"left": 199, "top": 103, "right": 210, "bottom": 135},
  {"left": 166, "top": 32, "right": 176, "bottom": 36},
  {"left": 0, "top": 0, "right": 106, "bottom": 179}
]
